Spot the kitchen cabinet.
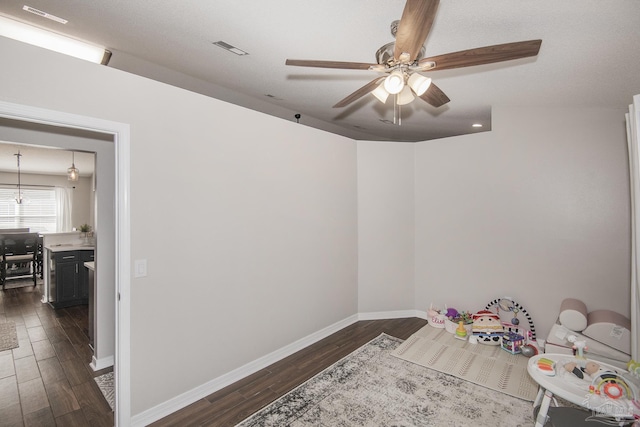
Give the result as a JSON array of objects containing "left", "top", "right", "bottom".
[{"left": 48, "top": 248, "right": 94, "bottom": 309}]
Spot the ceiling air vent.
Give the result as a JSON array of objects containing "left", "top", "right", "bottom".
[
  {"left": 213, "top": 41, "right": 248, "bottom": 56},
  {"left": 22, "top": 5, "right": 68, "bottom": 24}
]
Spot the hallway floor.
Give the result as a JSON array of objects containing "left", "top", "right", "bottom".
[{"left": 0, "top": 281, "right": 113, "bottom": 427}]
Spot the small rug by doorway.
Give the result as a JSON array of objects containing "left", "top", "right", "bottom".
[
  {"left": 0, "top": 321, "right": 19, "bottom": 352},
  {"left": 236, "top": 334, "right": 534, "bottom": 426},
  {"left": 94, "top": 372, "right": 115, "bottom": 411},
  {"left": 2, "top": 277, "right": 42, "bottom": 290},
  {"left": 391, "top": 324, "right": 539, "bottom": 401}
]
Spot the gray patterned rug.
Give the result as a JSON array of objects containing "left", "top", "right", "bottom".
[
  {"left": 235, "top": 334, "right": 534, "bottom": 426},
  {"left": 0, "top": 321, "right": 19, "bottom": 352},
  {"left": 94, "top": 372, "right": 115, "bottom": 411}
]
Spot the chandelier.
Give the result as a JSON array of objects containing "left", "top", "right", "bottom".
[{"left": 14, "top": 151, "right": 23, "bottom": 204}]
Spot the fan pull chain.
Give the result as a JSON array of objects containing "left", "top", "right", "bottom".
[
  {"left": 393, "top": 94, "right": 402, "bottom": 126},
  {"left": 394, "top": 95, "right": 398, "bottom": 125}
]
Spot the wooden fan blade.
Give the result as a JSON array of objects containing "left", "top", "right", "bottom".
[
  {"left": 286, "top": 59, "right": 377, "bottom": 70},
  {"left": 394, "top": 0, "right": 440, "bottom": 62},
  {"left": 333, "top": 77, "right": 386, "bottom": 108},
  {"left": 419, "top": 82, "right": 450, "bottom": 108},
  {"left": 419, "top": 39, "right": 542, "bottom": 71}
]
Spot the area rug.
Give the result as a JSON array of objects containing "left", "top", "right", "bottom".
[
  {"left": 391, "top": 325, "right": 539, "bottom": 401},
  {"left": 94, "top": 372, "right": 115, "bottom": 411},
  {"left": 2, "top": 281, "right": 37, "bottom": 290},
  {"left": 236, "top": 334, "right": 534, "bottom": 426},
  {"left": 0, "top": 321, "right": 19, "bottom": 352}
]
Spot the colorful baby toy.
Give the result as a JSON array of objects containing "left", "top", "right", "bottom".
[
  {"left": 536, "top": 357, "right": 556, "bottom": 376},
  {"left": 472, "top": 310, "right": 503, "bottom": 345}
]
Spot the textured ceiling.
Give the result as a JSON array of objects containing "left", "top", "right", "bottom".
[{"left": 0, "top": 0, "right": 639, "bottom": 144}]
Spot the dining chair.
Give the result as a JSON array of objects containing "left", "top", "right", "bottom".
[{"left": 1, "top": 232, "right": 39, "bottom": 290}]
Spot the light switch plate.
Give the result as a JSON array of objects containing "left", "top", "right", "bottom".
[{"left": 134, "top": 259, "right": 147, "bottom": 278}]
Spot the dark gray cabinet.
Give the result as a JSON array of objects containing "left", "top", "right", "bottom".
[{"left": 49, "top": 249, "right": 94, "bottom": 309}]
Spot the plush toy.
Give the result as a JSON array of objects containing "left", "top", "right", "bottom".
[
  {"left": 564, "top": 361, "right": 600, "bottom": 379},
  {"left": 472, "top": 310, "right": 503, "bottom": 345},
  {"left": 564, "top": 360, "right": 619, "bottom": 385},
  {"left": 445, "top": 307, "right": 459, "bottom": 318}
]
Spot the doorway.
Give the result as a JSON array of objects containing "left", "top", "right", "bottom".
[{"left": 0, "top": 101, "right": 131, "bottom": 426}]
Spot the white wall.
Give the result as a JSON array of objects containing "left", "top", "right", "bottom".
[
  {"left": 0, "top": 37, "right": 358, "bottom": 415},
  {"left": 414, "top": 106, "right": 631, "bottom": 339},
  {"left": 0, "top": 171, "right": 93, "bottom": 229},
  {"left": 357, "top": 142, "right": 415, "bottom": 312},
  {"left": 0, "top": 34, "right": 633, "bottom": 420}
]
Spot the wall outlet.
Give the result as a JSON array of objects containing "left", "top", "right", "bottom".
[{"left": 134, "top": 259, "right": 147, "bottom": 278}]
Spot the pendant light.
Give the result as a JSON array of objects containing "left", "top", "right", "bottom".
[
  {"left": 68, "top": 151, "right": 79, "bottom": 181},
  {"left": 14, "top": 151, "right": 23, "bottom": 204}
]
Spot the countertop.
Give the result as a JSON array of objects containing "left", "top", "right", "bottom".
[
  {"left": 84, "top": 261, "right": 95, "bottom": 271},
  {"left": 44, "top": 244, "right": 95, "bottom": 252}
]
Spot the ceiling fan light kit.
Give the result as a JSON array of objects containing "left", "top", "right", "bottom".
[
  {"left": 384, "top": 69, "right": 405, "bottom": 94},
  {"left": 396, "top": 85, "right": 415, "bottom": 106},
  {"left": 408, "top": 72, "right": 432, "bottom": 96},
  {"left": 372, "top": 83, "right": 390, "bottom": 103},
  {"left": 285, "top": 0, "right": 541, "bottom": 123}
]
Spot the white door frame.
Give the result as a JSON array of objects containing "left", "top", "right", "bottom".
[{"left": 0, "top": 100, "right": 131, "bottom": 426}]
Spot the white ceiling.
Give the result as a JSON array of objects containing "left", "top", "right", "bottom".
[
  {"left": 0, "top": 142, "right": 95, "bottom": 177},
  {"left": 0, "top": 0, "right": 639, "bottom": 144}
]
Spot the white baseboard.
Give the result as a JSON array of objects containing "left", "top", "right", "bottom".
[
  {"left": 358, "top": 309, "right": 427, "bottom": 321},
  {"left": 131, "top": 310, "right": 428, "bottom": 426},
  {"left": 131, "top": 314, "right": 360, "bottom": 427},
  {"left": 90, "top": 354, "right": 114, "bottom": 371}
]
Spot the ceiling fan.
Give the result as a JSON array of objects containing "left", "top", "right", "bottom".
[{"left": 286, "top": 0, "right": 541, "bottom": 110}]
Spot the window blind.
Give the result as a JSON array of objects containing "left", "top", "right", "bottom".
[{"left": 0, "top": 187, "right": 57, "bottom": 232}]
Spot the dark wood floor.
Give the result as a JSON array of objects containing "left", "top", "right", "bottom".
[
  {"left": 151, "top": 317, "right": 428, "bottom": 427},
  {"left": 0, "top": 280, "right": 113, "bottom": 427}
]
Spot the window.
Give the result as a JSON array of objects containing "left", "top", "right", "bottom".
[{"left": 0, "top": 187, "right": 57, "bottom": 233}]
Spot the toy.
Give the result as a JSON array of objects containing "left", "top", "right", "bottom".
[
  {"left": 501, "top": 331, "right": 525, "bottom": 354},
  {"left": 501, "top": 322, "right": 533, "bottom": 343},
  {"left": 472, "top": 310, "right": 503, "bottom": 345},
  {"left": 589, "top": 371, "right": 635, "bottom": 400},
  {"left": 485, "top": 297, "right": 537, "bottom": 340},
  {"left": 445, "top": 307, "right": 459, "bottom": 319},
  {"left": 582, "top": 369, "right": 640, "bottom": 420},
  {"left": 497, "top": 298, "right": 521, "bottom": 324},
  {"left": 444, "top": 310, "right": 473, "bottom": 334},
  {"left": 567, "top": 334, "right": 587, "bottom": 359},
  {"left": 628, "top": 359, "right": 640, "bottom": 378},
  {"left": 454, "top": 321, "right": 468, "bottom": 340},
  {"left": 520, "top": 344, "right": 538, "bottom": 357},
  {"left": 564, "top": 360, "right": 602, "bottom": 380},
  {"left": 536, "top": 357, "right": 556, "bottom": 376}
]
